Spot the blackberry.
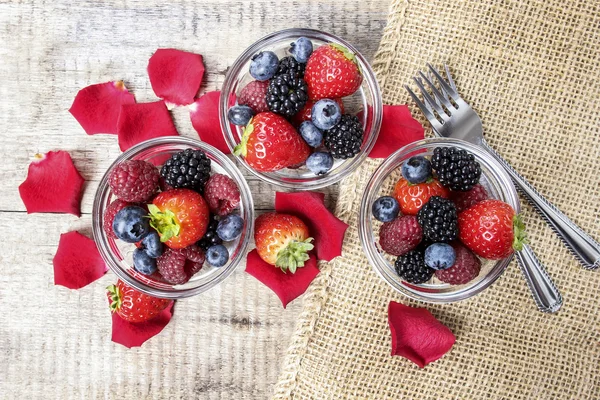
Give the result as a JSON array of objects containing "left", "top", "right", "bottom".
[
  {"left": 417, "top": 196, "right": 458, "bottom": 243},
  {"left": 265, "top": 67, "right": 309, "bottom": 118},
  {"left": 395, "top": 249, "right": 434, "bottom": 284},
  {"left": 431, "top": 146, "right": 481, "bottom": 191},
  {"left": 324, "top": 115, "right": 363, "bottom": 159},
  {"left": 197, "top": 214, "right": 222, "bottom": 251},
  {"left": 276, "top": 56, "right": 306, "bottom": 78},
  {"left": 160, "top": 149, "right": 211, "bottom": 193}
]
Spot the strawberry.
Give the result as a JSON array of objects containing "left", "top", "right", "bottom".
[
  {"left": 379, "top": 215, "right": 423, "bottom": 256},
  {"left": 254, "top": 212, "right": 314, "bottom": 273},
  {"left": 393, "top": 178, "right": 450, "bottom": 215},
  {"left": 458, "top": 199, "right": 526, "bottom": 260},
  {"left": 148, "top": 188, "right": 209, "bottom": 249},
  {"left": 107, "top": 280, "right": 171, "bottom": 323},
  {"left": 233, "top": 112, "right": 311, "bottom": 172},
  {"left": 291, "top": 98, "right": 345, "bottom": 126},
  {"left": 450, "top": 184, "right": 488, "bottom": 213},
  {"left": 305, "top": 44, "right": 363, "bottom": 99}
]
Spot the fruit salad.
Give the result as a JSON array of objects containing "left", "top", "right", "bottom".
[
  {"left": 229, "top": 36, "right": 365, "bottom": 176},
  {"left": 372, "top": 146, "right": 526, "bottom": 286},
  {"left": 103, "top": 149, "right": 245, "bottom": 285}
]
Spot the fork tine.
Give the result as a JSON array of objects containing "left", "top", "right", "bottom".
[
  {"left": 404, "top": 85, "right": 443, "bottom": 132},
  {"left": 413, "top": 77, "right": 449, "bottom": 118},
  {"left": 427, "top": 63, "right": 459, "bottom": 100},
  {"left": 415, "top": 77, "right": 437, "bottom": 111},
  {"left": 444, "top": 64, "right": 457, "bottom": 91},
  {"left": 418, "top": 71, "right": 454, "bottom": 110}
]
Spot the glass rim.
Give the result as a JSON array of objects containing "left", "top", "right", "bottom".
[
  {"left": 219, "top": 27, "right": 383, "bottom": 190},
  {"left": 358, "top": 137, "right": 520, "bottom": 304},
  {"left": 92, "top": 136, "right": 255, "bottom": 299}
]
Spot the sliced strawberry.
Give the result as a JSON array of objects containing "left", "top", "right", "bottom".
[
  {"left": 149, "top": 189, "right": 210, "bottom": 249},
  {"left": 189, "top": 91, "right": 231, "bottom": 154},
  {"left": 19, "top": 151, "right": 85, "bottom": 216},
  {"left": 234, "top": 112, "right": 310, "bottom": 172},
  {"left": 147, "top": 49, "right": 205, "bottom": 107},
  {"left": 53, "top": 231, "right": 108, "bottom": 289},
  {"left": 393, "top": 178, "right": 449, "bottom": 215},
  {"left": 254, "top": 212, "right": 314, "bottom": 273},
  {"left": 117, "top": 101, "right": 179, "bottom": 152},
  {"left": 305, "top": 44, "right": 363, "bottom": 99},
  {"left": 69, "top": 81, "right": 135, "bottom": 135}
]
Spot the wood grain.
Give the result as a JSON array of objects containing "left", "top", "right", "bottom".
[{"left": 0, "top": 0, "right": 389, "bottom": 398}]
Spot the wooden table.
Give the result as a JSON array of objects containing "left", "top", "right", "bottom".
[{"left": 0, "top": 1, "right": 389, "bottom": 398}]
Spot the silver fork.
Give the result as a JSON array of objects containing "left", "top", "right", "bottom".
[{"left": 405, "top": 64, "right": 575, "bottom": 312}]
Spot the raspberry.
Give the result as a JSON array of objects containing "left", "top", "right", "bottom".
[
  {"left": 450, "top": 184, "right": 488, "bottom": 213},
  {"left": 379, "top": 215, "right": 423, "bottom": 256},
  {"left": 238, "top": 80, "right": 269, "bottom": 113},
  {"left": 103, "top": 199, "right": 131, "bottom": 239},
  {"left": 435, "top": 242, "right": 481, "bottom": 285},
  {"left": 184, "top": 245, "right": 205, "bottom": 276},
  {"left": 204, "top": 174, "right": 241, "bottom": 216},
  {"left": 108, "top": 160, "right": 159, "bottom": 202},
  {"left": 157, "top": 244, "right": 206, "bottom": 284}
]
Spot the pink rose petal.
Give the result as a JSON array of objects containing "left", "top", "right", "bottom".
[
  {"left": 189, "top": 91, "right": 230, "bottom": 154},
  {"left": 111, "top": 302, "right": 174, "bottom": 348},
  {"left": 368, "top": 105, "right": 425, "bottom": 159},
  {"left": 53, "top": 231, "right": 108, "bottom": 289},
  {"left": 275, "top": 192, "right": 348, "bottom": 262},
  {"left": 69, "top": 81, "right": 136, "bottom": 135},
  {"left": 388, "top": 301, "right": 456, "bottom": 368},
  {"left": 246, "top": 250, "right": 319, "bottom": 308},
  {"left": 18, "top": 151, "right": 85, "bottom": 216},
  {"left": 148, "top": 49, "right": 205, "bottom": 106},
  {"left": 117, "top": 101, "right": 179, "bottom": 152}
]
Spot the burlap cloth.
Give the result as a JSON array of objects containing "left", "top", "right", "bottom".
[{"left": 273, "top": 1, "right": 600, "bottom": 399}]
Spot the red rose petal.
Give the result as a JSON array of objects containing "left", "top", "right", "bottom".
[
  {"left": 275, "top": 192, "right": 348, "bottom": 262},
  {"left": 148, "top": 49, "right": 205, "bottom": 106},
  {"left": 69, "top": 81, "right": 136, "bottom": 135},
  {"left": 189, "top": 91, "right": 230, "bottom": 154},
  {"left": 18, "top": 151, "right": 85, "bottom": 216},
  {"left": 246, "top": 250, "right": 319, "bottom": 308},
  {"left": 117, "top": 101, "right": 179, "bottom": 152},
  {"left": 53, "top": 231, "right": 108, "bottom": 289},
  {"left": 111, "top": 302, "right": 174, "bottom": 348},
  {"left": 368, "top": 105, "right": 425, "bottom": 159},
  {"left": 388, "top": 301, "right": 455, "bottom": 368}
]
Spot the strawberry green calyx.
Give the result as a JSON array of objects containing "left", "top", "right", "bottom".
[
  {"left": 106, "top": 284, "right": 122, "bottom": 312},
  {"left": 329, "top": 43, "right": 362, "bottom": 74},
  {"left": 276, "top": 238, "right": 315, "bottom": 273},
  {"left": 233, "top": 119, "right": 254, "bottom": 157},
  {"left": 512, "top": 214, "right": 528, "bottom": 252},
  {"left": 148, "top": 204, "right": 180, "bottom": 243}
]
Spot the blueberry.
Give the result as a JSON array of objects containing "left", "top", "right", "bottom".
[
  {"left": 299, "top": 121, "right": 323, "bottom": 147},
  {"left": 140, "top": 231, "right": 163, "bottom": 258},
  {"left": 112, "top": 206, "right": 150, "bottom": 243},
  {"left": 311, "top": 99, "right": 342, "bottom": 130},
  {"left": 372, "top": 196, "right": 400, "bottom": 222},
  {"left": 289, "top": 37, "right": 313, "bottom": 63},
  {"left": 227, "top": 105, "right": 254, "bottom": 126},
  {"left": 306, "top": 152, "right": 334, "bottom": 175},
  {"left": 133, "top": 248, "right": 157, "bottom": 275},
  {"left": 424, "top": 243, "right": 456, "bottom": 270},
  {"left": 249, "top": 51, "right": 279, "bottom": 81},
  {"left": 401, "top": 156, "right": 432, "bottom": 184},
  {"left": 216, "top": 214, "right": 244, "bottom": 242},
  {"left": 206, "top": 244, "right": 229, "bottom": 267}
]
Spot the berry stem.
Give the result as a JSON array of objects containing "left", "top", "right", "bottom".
[
  {"left": 512, "top": 214, "right": 528, "bottom": 252},
  {"left": 106, "top": 284, "right": 122, "bottom": 312},
  {"left": 148, "top": 204, "right": 180, "bottom": 242},
  {"left": 233, "top": 120, "right": 254, "bottom": 157},
  {"left": 275, "top": 238, "right": 314, "bottom": 273}
]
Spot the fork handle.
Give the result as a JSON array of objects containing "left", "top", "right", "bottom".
[
  {"left": 481, "top": 139, "right": 600, "bottom": 270},
  {"left": 515, "top": 245, "right": 563, "bottom": 313}
]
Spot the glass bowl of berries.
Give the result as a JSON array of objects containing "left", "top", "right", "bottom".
[
  {"left": 92, "top": 136, "right": 254, "bottom": 299},
  {"left": 220, "top": 28, "right": 383, "bottom": 190},
  {"left": 359, "top": 138, "right": 522, "bottom": 303}
]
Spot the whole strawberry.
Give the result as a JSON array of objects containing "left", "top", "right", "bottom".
[
  {"left": 435, "top": 242, "right": 481, "bottom": 285},
  {"left": 103, "top": 199, "right": 132, "bottom": 239},
  {"left": 458, "top": 199, "right": 526, "bottom": 259},
  {"left": 254, "top": 212, "right": 314, "bottom": 273},
  {"left": 149, "top": 189, "right": 210, "bottom": 249},
  {"left": 305, "top": 44, "right": 363, "bottom": 99},
  {"left": 107, "top": 280, "right": 171, "bottom": 323},
  {"left": 109, "top": 160, "right": 159, "bottom": 202},
  {"left": 379, "top": 215, "right": 423, "bottom": 256},
  {"left": 233, "top": 112, "right": 311, "bottom": 172},
  {"left": 204, "top": 174, "right": 241, "bottom": 216},
  {"left": 393, "top": 178, "right": 449, "bottom": 215},
  {"left": 238, "top": 80, "right": 269, "bottom": 113},
  {"left": 450, "top": 184, "right": 488, "bottom": 213}
]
